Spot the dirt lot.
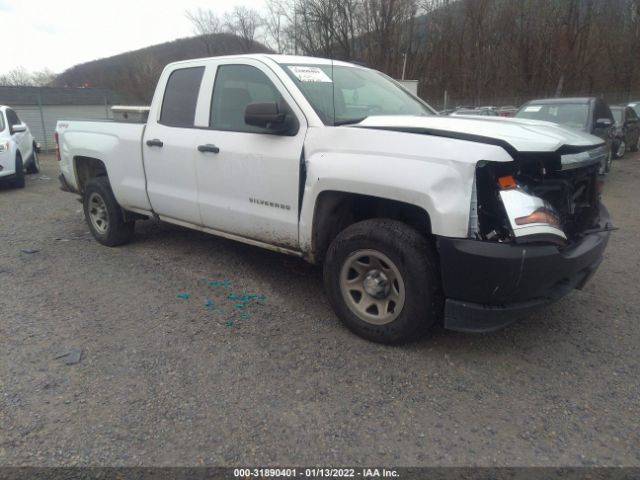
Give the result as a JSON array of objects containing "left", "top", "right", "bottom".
[{"left": 1, "top": 153, "right": 639, "bottom": 467}]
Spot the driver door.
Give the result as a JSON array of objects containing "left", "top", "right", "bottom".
[{"left": 194, "top": 61, "right": 307, "bottom": 249}]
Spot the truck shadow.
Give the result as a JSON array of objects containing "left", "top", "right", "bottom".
[{"left": 129, "top": 218, "right": 566, "bottom": 354}]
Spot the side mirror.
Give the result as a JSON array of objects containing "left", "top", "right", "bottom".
[
  {"left": 11, "top": 124, "right": 27, "bottom": 134},
  {"left": 595, "top": 118, "right": 613, "bottom": 128},
  {"left": 245, "top": 102, "right": 298, "bottom": 135}
]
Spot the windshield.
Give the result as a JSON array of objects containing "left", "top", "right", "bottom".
[
  {"left": 629, "top": 103, "right": 640, "bottom": 116},
  {"left": 516, "top": 103, "right": 590, "bottom": 130},
  {"left": 281, "top": 64, "right": 434, "bottom": 125}
]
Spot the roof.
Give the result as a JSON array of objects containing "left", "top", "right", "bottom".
[
  {"left": 526, "top": 97, "right": 595, "bottom": 105},
  {"left": 0, "top": 86, "right": 125, "bottom": 106},
  {"left": 169, "top": 53, "right": 360, "bottom": 69}
]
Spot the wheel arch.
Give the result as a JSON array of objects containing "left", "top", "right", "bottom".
[
  {"left": 310, "top": 190, "right": 432, "bottom": 264},
  {"left": 74, "top": 156, "right": 108, "bottom": 193}
]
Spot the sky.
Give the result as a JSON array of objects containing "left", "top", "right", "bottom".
[{"left": 1, "top": 0, "right": 266, "bottom": 76}]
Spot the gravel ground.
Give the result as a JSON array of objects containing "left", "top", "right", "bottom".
[{"left": 0, "top": 153, "right": 639, "bottom": 467}]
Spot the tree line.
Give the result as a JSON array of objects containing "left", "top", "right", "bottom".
[
  {"left": 208, "top": 0, "right": 640, "bottom": 107},
  {"left": 3, "top": 0, "right": 639, "bottom": 108}
]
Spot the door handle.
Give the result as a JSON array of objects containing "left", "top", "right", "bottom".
[
  {"left": 146, "top": 139, "right": 163, "bottom": 148},
  {"left": 197, "top": 144, "right": 220, "bottom": 154}
]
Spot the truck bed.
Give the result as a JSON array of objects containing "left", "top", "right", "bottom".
[{"left": 57, "top": 119, "right": 152, "bottom": 213}]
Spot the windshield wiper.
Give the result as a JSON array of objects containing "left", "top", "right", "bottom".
[{"left": 334, "top": 116, "right": 368, "bottom": 126}]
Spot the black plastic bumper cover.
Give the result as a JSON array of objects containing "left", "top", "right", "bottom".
[{"left": 437, "top": 205, "right": 611, "bottom": 333}]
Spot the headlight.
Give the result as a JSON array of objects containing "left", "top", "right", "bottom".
[
  {"left": 0, "top": 141, "right": 9, "bottom": 153},
  {"left": 499, "top": 186, "right": 567, "bottom": 243}
]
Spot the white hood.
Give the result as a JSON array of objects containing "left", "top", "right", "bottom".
[{"left": 356, "top": 115, "right": 605, "bottom": 153}]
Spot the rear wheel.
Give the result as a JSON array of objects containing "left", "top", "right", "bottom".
[
  {"left": 83, "top": 177, "right": 135, "bottom": 246},
  {"left": 323, "top": 219, "right": 442, "bottom": 344},
  {"left": 614, "top": 139, "right": 626, "bottom": 159},
  {"left": 12, "top": 154, "right": 25, "bottom": 189},
  {"left": 631, "top": 134, "right": 639, "bottom": 152},
  {"left": 26, "top": 147, "right": 40, "bottom": 174}
]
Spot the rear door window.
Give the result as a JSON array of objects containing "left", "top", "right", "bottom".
[{"left": 160, "top": 67, "right": 205, "bottom": 128}]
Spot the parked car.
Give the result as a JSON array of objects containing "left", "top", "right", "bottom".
[
  {"left": 56, "top": 54, "right": 611, "bottom": 344},
  {"left": 0, "top": 106, "right": 39, "bottom": 188},
  {"left": 450, "top": 107, "right": 499, "bottom": 117},
  {"left": 515, "top": 97, "right": 615, "bottom": 171},
  {"left": 610, "top": 106, "right": 640, "bottom": 158},
  {"left": 497, "top": 106, "right": 518, "bottom": 117},
  {"left": 627, "top": 101, "right": 640, "bottom": 117}
]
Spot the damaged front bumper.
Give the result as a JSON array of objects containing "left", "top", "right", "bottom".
[{"left": 437, "top": 204, "right": 612, "bottom": 333}]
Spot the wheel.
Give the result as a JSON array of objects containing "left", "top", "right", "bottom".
[
  {"left": 83, "top": 177, "right": 135, "bottom": 246},
  {"left": 631, "top": 134, "right": 639, "bottom": 152},
  {"left": 605, "top": 149, "right": 613, "bottom": 172},
  {"left": 26, "top": 147, "right": 40, "bottom": 174},
  {"left": 12, "top": 154, "right": 25, "bottom": 188},
  {"left": 613, "top": 139, "right": 626, "bottom": 159},
  {"left": 323, "top": 219, "right": 442, "bottom": 344}
]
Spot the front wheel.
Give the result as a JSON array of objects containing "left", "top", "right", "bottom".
[
  {"left": 323, "top": 219, "right": 442, "bottom": 344},
  {"left": 83, "top": 177, "right": 135, "bottom": 246},
  {"left": 26, "top": 147, "right": 40, "bottom": 174},
  {"left": 12, "top": 154, "right": 25, "bottom": 189}
]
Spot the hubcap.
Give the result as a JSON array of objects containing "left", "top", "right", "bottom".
[
  {"left": 339, "top": 249, "right": 405, "bottom": 325},
  {"left": 88, "top": 192, "right": 109, "bottom": 234},
  {"left": 617, "top": 141, "right": 626, "bottom": 158}
]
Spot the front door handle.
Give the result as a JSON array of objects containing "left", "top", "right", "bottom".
[
  {"left": 146, "top": 139, "right": 163, "bottom": 148},
  {"left": 197, "top": 144, "right": 220, "bottom": 154}
]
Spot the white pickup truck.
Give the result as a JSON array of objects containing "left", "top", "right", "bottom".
[{"left": 56, "top": 54, "right": 612, "bottom": 344}]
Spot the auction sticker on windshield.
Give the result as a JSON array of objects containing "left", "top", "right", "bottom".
[
  {"left": 524, "top": 105, "right": 543, "bottom": 112},
  {"left": 288, "top": 66, "right": 333, "bottom": 82}
]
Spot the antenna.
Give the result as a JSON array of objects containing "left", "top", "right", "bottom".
[{"left": 331, "top": 57, "right": 336, "bottom": 126}]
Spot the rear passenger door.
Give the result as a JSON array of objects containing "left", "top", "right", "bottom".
[
  {"left": 143, "top": 66, "right": 206, "bottom": 225},
  {"left": 194, "top": 60, "right": 307, "bottom": 249}
]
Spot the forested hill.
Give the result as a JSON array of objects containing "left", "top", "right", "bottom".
[{"left": 52, "top": 33, "right": 272, "bottom": 103}]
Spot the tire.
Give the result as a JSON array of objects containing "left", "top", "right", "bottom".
[
  {"left": 83, "top": 177, "right": 135, "bottom": 247},
  {"left": 605, "top": 149, "right": 613, "bottom": 173},
  {"left": 323, "top": 219, "right": 443, "bottom": 344},
  {"left": 613, "top": 139, "right": 626, "bottom": 159},
  {"left": 12, "top": 154, "right": 25, "bottom": 189},
  {"left": 26, "top": 147, "right": 40, "bottom": 174},
  {"left": 631, "top": 134, "right": 639, "bottom": 153}
]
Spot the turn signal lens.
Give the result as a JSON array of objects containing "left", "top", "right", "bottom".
[
  {"left": 515, "top": 208, "right": 561, "bottom": 227},
  {"left": 498, "top": 175, "right": 517, "bottom": 189}
]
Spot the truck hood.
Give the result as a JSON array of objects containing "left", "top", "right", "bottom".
[{"left": 355, "top": 115, "right": 604, "bottom": 153}]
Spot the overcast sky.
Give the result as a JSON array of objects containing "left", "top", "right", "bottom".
[{"left": 1, "top": 0, "right": 266, "bottom": 76}]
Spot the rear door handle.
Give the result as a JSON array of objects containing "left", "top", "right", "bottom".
[
  {"left": 197, "top": 144, "right": 220, "bottom": 154},
  {"left": 146, "top": 139, "right": 163, "bottom": 148}
]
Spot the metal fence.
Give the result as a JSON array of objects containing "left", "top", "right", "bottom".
[{"left": 13, "top": 97, "right": 113, "bottom": 151}]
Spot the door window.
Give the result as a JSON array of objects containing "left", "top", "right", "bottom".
[
  {"left": 6, "top": 109, "right": 20, "bottom": 128},
  {"left": 159, "top": 67, "right": 205, "bottom": 128},
  {"left": 210, "top": 65, "right": 283, "bottom": 133}
]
